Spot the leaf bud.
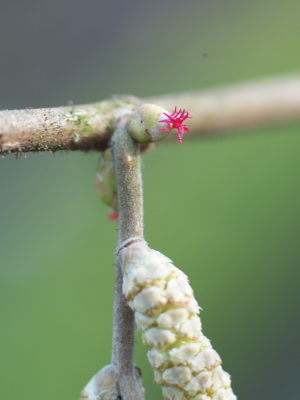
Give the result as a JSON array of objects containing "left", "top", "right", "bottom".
[
  {"left": 128, "top": 104, "right": 172, "bottom": 143},
  {"left": 95, "top": 149, "right": 118, "bottom": 216}
]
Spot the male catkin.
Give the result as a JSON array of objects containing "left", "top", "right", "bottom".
[{"left": 119, "top": 240, "right": 236, "bottom": 400}]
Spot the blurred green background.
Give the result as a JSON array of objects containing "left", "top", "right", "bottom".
[{"left": 1, "top": 1, "right": 300, "bottom": 399}]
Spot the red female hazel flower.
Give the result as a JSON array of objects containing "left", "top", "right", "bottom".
[
  {"left": 159, "top": 107, "right": 192, "bottom": 144},
  {"left": 108, "top": 212, "right": 119, "bottom": 221}
]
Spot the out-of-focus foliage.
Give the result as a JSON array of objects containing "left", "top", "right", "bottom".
[{"left": 0, "top": 1, "right": 300, "bottom": 400}]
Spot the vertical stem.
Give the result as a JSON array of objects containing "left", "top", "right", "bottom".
[
  {"left": 113, "top": 124, "right": 144, "bottom": 244},
  {"left": 111, "top": 122, "right": 144, "bottom": 400},
  {"left": 112, "top": 266, "right": 141, "bottom": 400}
]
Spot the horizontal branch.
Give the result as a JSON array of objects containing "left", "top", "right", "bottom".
[
  {"left": 0, "top": 95, "right": 141, "bottom": 155},
  {"left": 1, "top": 74, "right": 300, "bottom": 155},
  {"left": 148, "top": 74, "right": 300, "bottom": 140}
]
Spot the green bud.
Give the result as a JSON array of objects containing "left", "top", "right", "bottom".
[
  {"left": 96, "top": 149, "right": 117, "bottom": 192},
  {"left": 95, "top": 149, "right": 118, "bottom": 213},
  {"left": 128, "top": 104, "right": 172, "bottom": 143}
]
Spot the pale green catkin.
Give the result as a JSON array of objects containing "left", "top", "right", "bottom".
[{"left": 119, "top": 240, "right": 237, "bottom": 400}]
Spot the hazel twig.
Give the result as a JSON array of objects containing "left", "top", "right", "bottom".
[{"left": 110, "top": 121, "right": 144, "bottom": 400}]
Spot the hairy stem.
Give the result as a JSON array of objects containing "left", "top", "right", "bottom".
[
  {"left": 112, "top": 124, "right": 143, "bottom": 244},
  {"left": 111, "top": 122, "right": 144, "bottom": 400},
  {"left": 0, "top": 95, "right": 140, "bottom": 155},
  {"left": 1, "top": 74, "right": 300, "bottom": 155}
]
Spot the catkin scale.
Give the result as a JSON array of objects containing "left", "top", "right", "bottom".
[{"left": 119, "top": 240, "right": 237, "bottom": 400}]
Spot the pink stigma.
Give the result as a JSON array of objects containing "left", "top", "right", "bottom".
[
  {"left": 108, "top": 212, "right": 119, "bottom": 221},
  {"left": 159, "top": 107, "right": 192, "bottom": 143}
]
